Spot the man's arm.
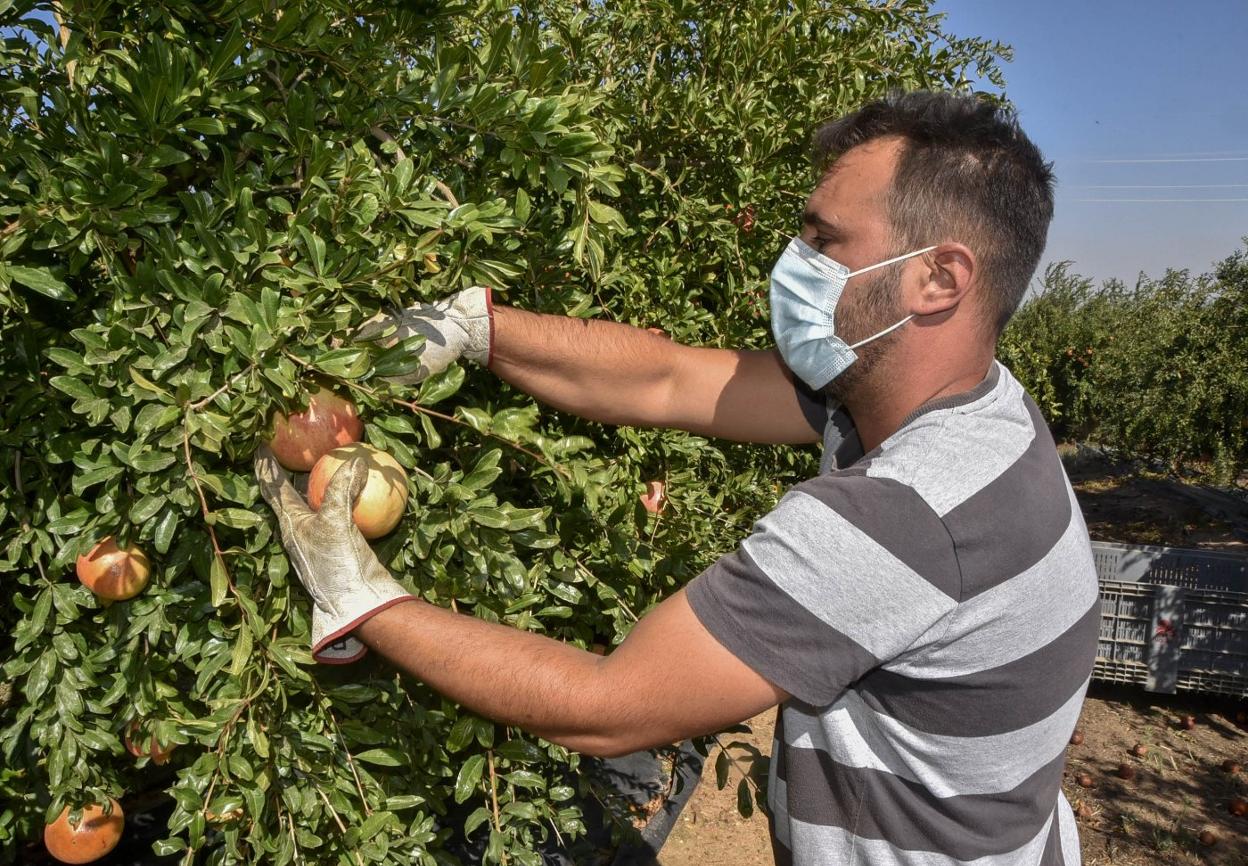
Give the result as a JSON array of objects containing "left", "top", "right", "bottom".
[
  {"left": 490, "top": 305, "right": 822, "bottom": 445},
  {"left": 355, "top": 587, "right": 787, "bottom": 757}
]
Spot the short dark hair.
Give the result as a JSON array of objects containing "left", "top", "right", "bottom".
[{"left": 813, "top": 91, "right": 1055, "bottom": 334}]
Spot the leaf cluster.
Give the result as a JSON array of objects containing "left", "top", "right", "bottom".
[{"left": 0, "top": 1, "right": 1006, "bottom": 863}]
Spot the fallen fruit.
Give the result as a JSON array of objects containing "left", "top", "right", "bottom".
[
  {"left": 268, "top": 387, "right": 364, "bottom": 472},
  {"left": 1199, "top": 829, "right": 1218, "bottom": 847},
  {"left": 1130, "top": 743, "right": 1148, "bottom": 758},
  {"left": 1069, "top": 730, "right": 1084, "bottom": 746},
  {"left": 1230, "top": 797, "right": 1248, "bottom": 817},
  {"left": 76, "top": 537, "right": 150, "bottom": 601},
  {"left": 308, "top": 443, "right": 409, "bottom": 539},
  {"left": 640, "top": 480, "right": 666, "bottom": 514},
  {"left": 1115, "top": 763, "right": 1135, "bottom": 781},
  {"left": 1221, "top": 759, "right": 1241, "bottom": 774},
  {"left": 1076, "top": 772, "right": 1094, "bottom": 788},
  {"left": 1074, "top": 801, "right": 1093, "bottom": 819},
  {"left": 123, "top": 721, "right": 173, "bottom": 766},
  {"left": 1181, "top": 714, "right": 1197, "bottom": 730},
  {"left": 43, "top": 798, "right": 124, "bottom": 864}
]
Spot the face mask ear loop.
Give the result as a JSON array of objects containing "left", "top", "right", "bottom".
[
  {"left": 848, "top": 314, "right": 916, "bottom": 351},
  {"left": 845, "top": 245, "right": 938, "bottom": 279}
]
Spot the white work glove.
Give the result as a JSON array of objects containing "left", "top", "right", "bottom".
[
  {"left": 254, "top": 445, "right": 415, "bottom": 664},
  {"left": 356, "top": 286, "right": 494, "bottom": 384}
]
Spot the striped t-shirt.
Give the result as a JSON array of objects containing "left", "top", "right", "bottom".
[{"left": 687, "top": 361, "right": 1098, "bottom": 866}]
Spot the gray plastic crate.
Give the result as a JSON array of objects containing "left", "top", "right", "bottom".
[{"left": 1091, "top": 540, "right": 1248, "bottom": 697}]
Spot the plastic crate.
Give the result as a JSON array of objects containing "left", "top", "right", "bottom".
[{"left": 1091, "top": 540, "right": 1248, "bottom": 697}]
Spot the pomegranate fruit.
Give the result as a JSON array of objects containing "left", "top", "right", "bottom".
[
  {"left": 267, "top": 387, "right": 363, "bottom": 472},
  {"left": 75, "top": 537, "right": 150, "bottom": 601},
  {"left": 640, "top": 480, "right": 666, "bottom": 514},
  {"left": 307, "top": 443, "right": 408, "bottom": 539},
  {"left": 43, "top": 799, "right": 124, "bottom": 864},
  {"left": 123, "top": 721, "right": 173, "bottom": 765}
]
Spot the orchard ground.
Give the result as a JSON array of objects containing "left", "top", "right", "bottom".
[{"left": 661, "top": 447, "right": 1248, "bottom": 866}]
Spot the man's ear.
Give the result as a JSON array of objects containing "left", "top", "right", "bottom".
[{"left": 909, "top": 243, "right": 975, "bottom": 316}]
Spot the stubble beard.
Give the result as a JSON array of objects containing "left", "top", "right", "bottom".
[{"left": 823, "top": 263, "right": 906, "bottom": 405}]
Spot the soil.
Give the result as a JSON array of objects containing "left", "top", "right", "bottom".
[{"left": 657, "top": 447, "right": 1248, "bottom": 865}]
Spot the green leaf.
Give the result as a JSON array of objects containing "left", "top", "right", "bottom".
[
  {"left": 295, "top": 225, "right": 326, "bottom": 276},
  {"left": 153, "top": 508, "right": 180, "bottom": 554},
  {"left": 131, "top": 450, "right": 177, "bottom": 473},
  {"left": 468, "top": 506, "right": 510, "bottom": 529},
  {"left": 463, "top": 806, "right": 491, "bottom": 836},
  {"left": 130, "top": 494, "right": 167, "bottom": 524},
  {"left": 209, "top": 554, "right": 228, "bottom": 607},
  {"left": 229, "top": 627, "right": 253, "bottom": 676},
  {"left": 314, "top": 347, "right": 370, "bottom": 379},
  {"left": 446, "top": 715, "right": 475, "bottom": 753},
  {"left": 461, "top": 449, "right": 502, "bottom": 490},
  {"left": 416, "top": 365, "right": 465, "bottom": 404},
  {"left": 7, "top": 265, "right": 75, "bottom": 300},
  {"left": 214, "top": 508, "right": 263, "bottom": 529},
  {"left": 384, "top": 795, "right": 426, "bottom": 811},
  {"left": 354, "top": 748, "right": 406, "bottom": 767},
  {"left": 182, "top": 116, "right": 227, "bottom": 136},
  {"left": 49, "top": 376, "right": 95, "bottom": 401},
  {"left": 454, "top": 754, "right": 486, "bottom": 804}
]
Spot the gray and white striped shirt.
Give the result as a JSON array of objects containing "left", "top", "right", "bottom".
[{"left": 687, "top": 362, "right": 1097, "bottom": 865}]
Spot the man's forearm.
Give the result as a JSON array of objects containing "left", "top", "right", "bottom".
[
  {"left": 488, "top": 305, "right": 681, "bottom": 428},
  {"left": 355, "top": 599, "right": 627, "bottom": 756}
]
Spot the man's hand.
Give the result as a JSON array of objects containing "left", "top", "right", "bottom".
[
  {"left": 355, "top": 286, "right": 493, "bottom": 383},
  {"left": 254, "top": 445, "right": 415, "bottom": 664}
]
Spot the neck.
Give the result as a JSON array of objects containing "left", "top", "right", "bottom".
[{"left": 842, "top": 356, "right": 994, "bottom": 453}]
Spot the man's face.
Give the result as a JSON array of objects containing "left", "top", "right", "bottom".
[{"left": 797, "top": 137, "right": 910, "bottom": 401}]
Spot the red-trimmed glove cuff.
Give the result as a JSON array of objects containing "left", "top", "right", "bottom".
[
  {"left": 484, "top": 286, "right": 496, "bottom": 369},
  {"left": 311, "top": 595, "right": 416, "bottom": 664}
]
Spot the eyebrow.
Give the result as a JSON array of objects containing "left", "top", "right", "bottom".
[{"left": 802, "top": 210, "right": 847, "bottom": 240}]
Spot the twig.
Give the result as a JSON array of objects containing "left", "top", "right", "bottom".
[
  {"left": 181, "top": 423, "right": 230, "bottom": 584},
  {"left": 51, "top": 3, "right": 75, "bottom": 87},
  {"left": 369, "top": 125, "right": 407, "bottom": 162},
  {"left": 281, "top": 350, "right": 568, "bottom": 478},
  {"left": 570, "top": 555, "right": 637, "bottom": 622},
  {"left": 187, "top": 363, "right": 255, "bottom": 411},
  {"left": 314, "top": 784, "right": 367, "bottom": 866},
  {"left": 487, "top": 750, "right": 507, "bottom": 864},
  {"left": 431, "top": 179, "right": 459, "bottom": 209},
  {"left": 313, "top": 682, "right": 372, "bottom": 817},
  {"left": 287, "top": 812, "right": 300, "bottom": 863},
  {"left": 369, "top": 124, "right": 459, "bottom": 208}
]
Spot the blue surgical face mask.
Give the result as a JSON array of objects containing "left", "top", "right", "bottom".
[{"left": 769, "top": 237, "right": 937, "bottom": 390}]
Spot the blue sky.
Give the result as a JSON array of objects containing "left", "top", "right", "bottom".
[{"left": 933, "top": 0, "right": 1248, "bottom": 289}]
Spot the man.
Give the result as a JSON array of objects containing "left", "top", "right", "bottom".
[{"left": 256, "top": 90, "right": 1099, "bottom": 864}]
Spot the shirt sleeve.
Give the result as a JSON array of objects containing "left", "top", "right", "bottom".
[
  {"left": 686, "top": 471, "right": 962, "bottom": 707},
  {"left": 793, "top": 376, "right": 827, "bottom": 436}
]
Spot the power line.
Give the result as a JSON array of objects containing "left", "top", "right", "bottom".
[
  {"left": 1068, "top": 184, "right": 1248, "bottom": 189},
  {"left": 1085, "top": 157, "right": 1248, "bottom": 164},
  {"left": 1072, "top": 198, "right": 1248, "bottom": 203}
]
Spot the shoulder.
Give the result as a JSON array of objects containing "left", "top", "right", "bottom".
[
  {"left": 866, "top": 362, "right": 1044, "bottom": 517},
  {"left": 752, "top": 467, "right": 962, "bottom": 603}
]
